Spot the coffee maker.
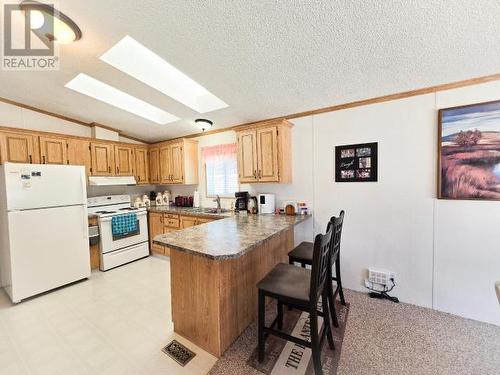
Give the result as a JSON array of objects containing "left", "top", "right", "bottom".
[{"left": 234, "top": 191, "right": 249, "bottom": 212}]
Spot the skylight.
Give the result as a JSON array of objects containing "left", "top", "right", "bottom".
[
  {"left": 65, "top": 73, "right": 179, "bottom": 124},
  {"left": 100, "top": 36, "right": 228, "bottom": 113}
]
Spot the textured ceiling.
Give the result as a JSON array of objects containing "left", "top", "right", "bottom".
[{"left": 1, "top": 0, "right": 500, "bottom": 142}]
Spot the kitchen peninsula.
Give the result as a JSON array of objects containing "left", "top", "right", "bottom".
[{"left": 154, "top": 213, "right": 310, "bottom": 357}]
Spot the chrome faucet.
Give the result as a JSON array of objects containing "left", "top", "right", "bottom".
[{"left": 213, "top": 195, "right": 221, "bottom": 212}]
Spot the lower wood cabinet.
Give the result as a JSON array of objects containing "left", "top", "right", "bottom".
[
  {"left": 149, "top": 212, "right": 165, "bottom": 255},
  {"left": 149, "top": 212, "right": 216, "bottom": 256}
]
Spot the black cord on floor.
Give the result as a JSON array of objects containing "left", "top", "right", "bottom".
[{"left": 367, "top": 279, "right": 400, "bottom": 303}]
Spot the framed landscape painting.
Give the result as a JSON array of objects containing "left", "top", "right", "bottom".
[{"left": 438, "top": 100, "right": 500, "bottom": 200}]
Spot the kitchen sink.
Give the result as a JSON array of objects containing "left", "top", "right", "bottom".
[{"left": 202, "top": 208, "right": 230, "bottom": 214}]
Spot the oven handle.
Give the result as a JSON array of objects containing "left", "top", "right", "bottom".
[{"left": 99, "top": 211, "right": 147, "bottom": 222}]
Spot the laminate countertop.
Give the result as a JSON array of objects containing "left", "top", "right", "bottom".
[
  {"left": 147, "top": 205, "right": 231, "bottom": 219},
  {"left": 153, "top": 213, "right": 310, "bottom": 260}
]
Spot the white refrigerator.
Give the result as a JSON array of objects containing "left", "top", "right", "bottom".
[{"left": 0, "top": 163, "right": 90, "bottom": 303}]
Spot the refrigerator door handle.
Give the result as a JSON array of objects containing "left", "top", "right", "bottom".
[{"left": 83, "top": 210, "right": 89, "bottom": 240}]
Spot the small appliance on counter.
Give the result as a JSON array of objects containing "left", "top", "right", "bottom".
[
  {"left": 142, "top": 195, "right": 151, "bottom": 208},
  {"left": 235, "top": 191, "right": 249, "bottom": 212},
  {"left": 258, "top": 194, "right": 276, "bottom": 214},
  {"left": 193, "top": 190, "right": 201, "bottom": 208},
  {"left": 174, "top": 195, "right": 194, "bottom": 207},
  {"left": 163, "top": 190, "right": 171, "bottom": 206},
  {"left": 283, "top": 201, "right": 298, "bottom": 216},
  {"left": 248, "top": 196, "right": 258, "bottom": 214}
]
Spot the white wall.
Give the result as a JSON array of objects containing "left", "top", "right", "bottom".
[
  {"left": 0, "top": 101, "right": 91, "bottom": 137},
  {"left": 0, "top": 100, "right": 145, "bottom": 144},
  {"left": 168, "top": 81, "right": 500, "bottom": 326}
]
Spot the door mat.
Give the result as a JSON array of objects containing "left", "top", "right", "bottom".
[
  {"left": 209, "top": 299, "right": 349, "bottom": 375},
  {"left": 162, "top": 340, "right": 196, "bottom": 366}
]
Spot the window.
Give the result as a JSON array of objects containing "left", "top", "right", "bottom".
[{"left": 202, "top": 144, "right": 239, "bottom": 197}]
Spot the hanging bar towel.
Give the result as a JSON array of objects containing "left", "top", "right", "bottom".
[{"left": 112, "top": 213, "right": 138, "bottom": 238}]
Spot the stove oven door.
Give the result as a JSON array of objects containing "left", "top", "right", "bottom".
[{"left": 98, "top": 211, "right": 148, "bottom": 253}]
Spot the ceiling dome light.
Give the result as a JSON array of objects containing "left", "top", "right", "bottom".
[
  {"left": 29, "top": 9, "right": 45, "bottom": 30},
  {"left": 20, "top": 0, "right": 82, "bottom": 44},
  {"left": 195, "top": 119, "right": 213, "bottom": 132}
]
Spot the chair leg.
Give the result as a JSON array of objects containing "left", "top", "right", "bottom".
[
  {"left": 335, "top": 258, "right": 346, "bottom": 306},
  {"left": 327, "top": 279, "right": 339, "bottom": 328},
  {"left": 322, "top": 291, "right": 335, "bottom": 350},
  {"left": 309, "top": 306, "right": 323, "bottom": 375},
  {"left": 258, "top": 290, "right": 266, "bottom": 363},
  {"left": 277, "top": 301, "right": 283, "bottom": 330}
]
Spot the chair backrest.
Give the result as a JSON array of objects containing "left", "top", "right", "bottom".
[
  {"left": 330, "top": 211, "right": 345, "bottom": 262},
  {"left": 309, "top": 221, "right": 334, "bottom": 301}
]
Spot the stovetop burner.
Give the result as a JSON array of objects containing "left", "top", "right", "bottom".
[
  {"left": 119, "top": 207, "right": 138, "bottom": 211},
  {"left": 95, "top": 210, "right": 117, "bottom": 214}
]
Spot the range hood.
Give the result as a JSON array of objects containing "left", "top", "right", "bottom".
[{"left": 88, "top": 176, "right": 137, "bottom": 186}]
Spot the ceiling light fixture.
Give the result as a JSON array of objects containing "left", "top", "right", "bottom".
[
  {"left": 65, "top": 73, "right": 179, "bottom": 125},
  {"left": 100, "top": 36, "right": 229, "bottom": 113},
  {"left": 19, "top": 0, "right": 82, "bottom": 44},
  {"left": 195, "top": 119, "right": 213, "bottom": 132}
]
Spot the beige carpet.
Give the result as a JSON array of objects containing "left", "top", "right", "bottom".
[
  {"left": 211, "top": 289, "right": 500, "bottom": 374},
  {"left": 337, "top": 290, "right": 500, "bottom": 375}
]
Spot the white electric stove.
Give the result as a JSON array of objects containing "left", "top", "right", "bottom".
[{"left": 87, "top": 195, "right": 149, "bottom": 271}]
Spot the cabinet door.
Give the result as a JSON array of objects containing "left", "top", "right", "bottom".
[
  {"left": 0, "top": 132, "right": 37, "bottom": 164},
  {"left": 90, "top": 142, "right": 114, "bottom": 176},
  {"left": 135, "top": 146, "right": 149, "bottom": 184},
  {"left": 39, "top": 136, "right": 67, "bottom": 165},
  {"left": 159, "top": 145, "right": 172, "bottom": 184},
  {"left": 256, "top": 126, "right": 279, "bottom": 182},
  {"left": 149, "top": 146, "right": 160, "bottom": 184},
  {"left": 170, "top": 142, "right": 184, "bottom": 184},
  {"left": 114, "top": 145, "right": 134, "bottom": 176},
  {"left": 67, "top": 139, "right": 91, "bottom": 177},
  {"left": 149, "top": 212, "right": 164, "bottom": 255},
  {"left": 180, "top": 215, "right": 198, "bottom": 228},
  {"left": 237, "top": 130, "right": 258, "bottom": 182}
]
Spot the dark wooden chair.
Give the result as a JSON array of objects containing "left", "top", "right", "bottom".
[
  {"left": 256, "top": 222, "right": 335, "bottom": 375},
  {"left": 288, "top": 211, "right": 346, "bottom": 327}
]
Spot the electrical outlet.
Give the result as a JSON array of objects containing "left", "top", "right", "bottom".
[{"left": 368, "top": 268, "right": 396, "bottom": 286}]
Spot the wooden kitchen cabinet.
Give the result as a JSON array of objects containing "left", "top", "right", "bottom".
[
  {"left": 90, "top": 142, "right": 115, "bottom": 176},
  {"left": 180, "top": 215, "right": 198, "bottom": 228},
  {"left": 114, "top": 145, "right": 135, "bottom": 176},
  {"left": 237, "top": 129, "right": 258, "bottom": 183},
  {"left": 67, "top": 139, "right": 91, "bottom": 177},
  {"left": 149, "top": 212, "right": 165, "bottom": 255},
  {"left": 134, "top": 146, "right": 149, "bottom": 184},
  {"left": 236, "top": 120, "right": 292, "bottom": 183},
  {"left": 159, "top": 144, "right": 172, "bottom": 184},
  {"left": 0, "top": 131, "right": 39, "bottom": 164},
  {"left": 170, "top": 142, "right": 184, "bottom": 183},
  {"left": 39, "top": 136, "right": 67, "bottom": 165},
  {"left": 157, "top": 139, "right": 198, "bottom": 185},
  {"left": 256, "top": 126, "right": 279, "bottom": 182},
  {"left": 149, "top": 146, "right": 160, "bottom": 184}
]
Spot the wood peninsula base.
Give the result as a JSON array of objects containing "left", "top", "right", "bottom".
[{"left": 170, "top": 227, "right": 294, "bottom": 357}]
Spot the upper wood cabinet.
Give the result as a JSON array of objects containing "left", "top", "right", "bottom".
[
  {"left": 0, "top": 131, "right": 39, "bottom": 164},
  {"left": 67, "top": 139, "right": 91, "bottom": 177},
  {"left": 90, "top": 142, "right": 115, "bottom": 176},
  {"left": 114, "top": 145, "right": 134, "bottom": 176},
  {"left": 159, "top": 144, "right": 172, "bottom": 184},
  {"left": 134, "top": 146, "right": 149, "bottom": 184},
  {"left": 237, "top": 129, "right": 258, "bottom": 182},
  {"left": 149, "top": 146, "right": 160, "bottom": 184},
  {"left": 39, "top": 136, "right": 67, "bottom": 165},
  {"left": 236, "top": 120, "right": 292, "bottom": 183},
  {"left": 156, "top": 139, "right": 198, "bottom": 185}
]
